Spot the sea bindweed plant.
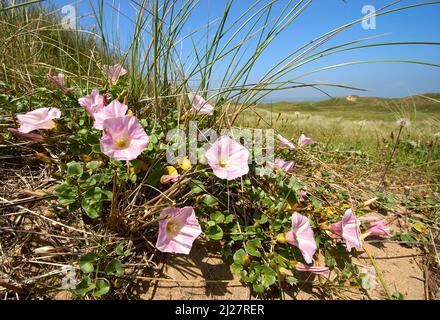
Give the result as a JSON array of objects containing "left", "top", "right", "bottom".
[{"left": 1, "top": 0, "right": 440, "bottom": 299}]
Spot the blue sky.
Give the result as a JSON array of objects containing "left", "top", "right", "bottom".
[{"left": 49, "top": 0, "right": 440, "bottom": 101}]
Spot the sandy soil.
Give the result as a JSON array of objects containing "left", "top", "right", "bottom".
[
  {"left": 356, "top": 243, "right": 426, "bottom": 300},
  {"left": 134, "top": 240, "right": 426, "bottom": 300}
]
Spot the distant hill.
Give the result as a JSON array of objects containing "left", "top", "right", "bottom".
[{"left": 255, "top": 93, "right": 440, "bottom": 122}]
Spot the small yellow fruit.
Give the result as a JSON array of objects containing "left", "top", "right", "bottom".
[
  {"left": 289, "top": 260, "right": 298, "bottom": 269},
  {"left": 113, "top": 278, "right": 122, "bottom": 288},
  {"left": 35, "top": 152, "right": 52, "bottom": 164},
  {"left": 97, "top": 160, "right": 105, "bottom": 168},
  {"left": 177, "top": 157, "right": 192, "bottom": 171},
  {"left": 319, "top": 223, "right": 329, "bottom": 230},
  {"left": 79, "top": 154, "right": 92, "bottom": 162},
  {"left": 283, "top": 202, "right": 293, "bottom": 212},
  {"left": 242, "top": 255, "right": 251, "bottom": 267},
  {"left": 52, "top": 123, "right": 61, "bottom": 133},
  {"left": 165, "top": 166, "right": 178, "bottom": 176},
  {"left": 276, "top": 233, "right": 288, "bottom": 244}
]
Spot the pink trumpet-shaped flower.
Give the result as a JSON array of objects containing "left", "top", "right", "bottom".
[
  {"left": 16, "top": 108, "right": 61, "bottom": 133},
  {"left": 188, "top": 93, "right": 214, "bottom": 115},
  {"left": 8, "top": 128, "right": 44, "bottom": 142},
  {"left": 329, "top": 209, "right": 362, "bottom": 251},
  {"left": 156, "top": 206, "right": 202, "bottom": 254},
  {"left": 103, "top": 64, "right": 127, "bottom": 84},
  {"left": 299, "top": 190, "right": 307, "bottom": 202},
  {"left": 78, "top": 88, "right": 107, "bottom": 117},
  {"left": 364, "top": 220, "right": 391, "bottom": 238},
  {"left": 47, "top": 73, "right": 71, "bottom": 94},
  {"left": 297, "top": 134, "right": 314, "bottom": 148},
  {"left": 205, "top": 135, "right": 249, "bottom": 180},
  {"left": 100, "top": 115, "right": 149, "bottom": 161},
  {"left": 277, "top": 134, "right": 295, "bottom": 149},
  {"left": 295, "top": 262, "right": 330, "bottom": 275},
  {"left": 274, "top": 158, "right": 295, "bottom": 174},
  {"left": 285, "top": 212, "right": 317, "bottom": 264},
  {"left": 93, "top": 99, "right": 128, "bottom": 130}
]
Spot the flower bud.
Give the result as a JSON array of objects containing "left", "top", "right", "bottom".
[
  {"left": 276, "top": 233, "right": 288, "bottom": 244},
  {"left": 361, "top": 197, "right": 378, "bottom": 208}
]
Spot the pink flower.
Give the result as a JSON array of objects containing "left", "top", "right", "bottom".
[
  {"left": 100, "top": 115, "right": 149, "bottom": 161},
  {"left": 329, "top": 209, "right": 362, "bottom": 251},
  {"left": 277, "top": 134, "right": 295, "bottom": 149},
  {"left": 295, "top": 262, "right": 329, "bottom": 275},
  {"left": 285, "top": 212, "right": 317, "bottom": 264},
  {"left": 8, "top": 128, "right": 44, "bottom": 142},
  {"left": 160, "top": 166, "right": 181, "bottom": 184},
  {"left": 78, "top": 88, "right": 107, "bottom": 117},
  {"left": 16, "top": 108, "right": 61, "bottom": 133},
  {"left": 103, "top": 64, "right": 127, "bottom": 84},
  {"left": 93, "top": 99, "right": 128, "bottom": 130},
  {"left": 47, "top": 73, "right": 71, "bottom": 94},
  {"left": 274, "top": 158, "right": 294, "bottom": 174},
  {"left": 364, "top": 220, "right": 391, "bottom": 238},
  {"left": 297, "top": 134, "right": 314, "bottom": 148},
  {"left": 160, "top": 175, "right": 180, "bottom": 184},
  {"left": 155, "top": 207, "right": 202, "bottom": 254},
  {"left": 188, "top": 93, "right": 214, "bottom": 115},
  {"left": 299, "top": 190, "right": 307, "bottom": 202},
  {"left": 205, "top": 136, "right": 249, "bottom": 180}
]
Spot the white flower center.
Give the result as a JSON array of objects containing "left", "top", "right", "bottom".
[
  {"left": 166, "top": 218, "right": 183, "bottom": 238},
  {"left": 218, "top": 158, "right": 229, "bottom": 168},
  {"left": 114, "top": 137, "right": 130, "bottom": 149}
]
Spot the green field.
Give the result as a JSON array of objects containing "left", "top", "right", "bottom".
[
  {"left": 237, "top": 94, "right": 440, "bottom": 179},
  {"left": 256, "top": 94, "right": 440, "bottom": 122}
]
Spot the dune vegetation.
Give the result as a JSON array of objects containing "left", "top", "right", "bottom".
[{"left": 0, "top": 0, "right": 439, "bottom": 300}]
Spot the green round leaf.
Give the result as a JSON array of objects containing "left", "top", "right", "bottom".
[
  {"left": 230, "top": 262, "right": 243, "bottom": 274},
  {"left": 92, "top": 278, "right": 110, "bottom": 297},
  {"left": 79, "top": 253, "right": 99, "bottom": 273},
  {"left": 261, "top": 265, "right": 277, "bottom": 288},
  {"left": 105, "top": 259, "right": 125, "bottom": 277},
  {"left": 67, "top": 162, "right": 83, "bottom": 177},
  {"left": 233, "top": 249, "right": 246, "bottom": 264},
  {"left": 245, "top": 239, "right": 261, "bottom": 257},
  {"left": 206, "top": 225, "right": 223, "bottom": 240},
  {"left": 74, "top": 276, "right": 95, "bottom": 295}
]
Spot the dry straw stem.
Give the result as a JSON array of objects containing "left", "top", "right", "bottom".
[
  {"left": 363, "top": 245, "right": 393, "bottom": 300},
  {"left": 0, "top": 196, "right": 98, "bottom": 236}
]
